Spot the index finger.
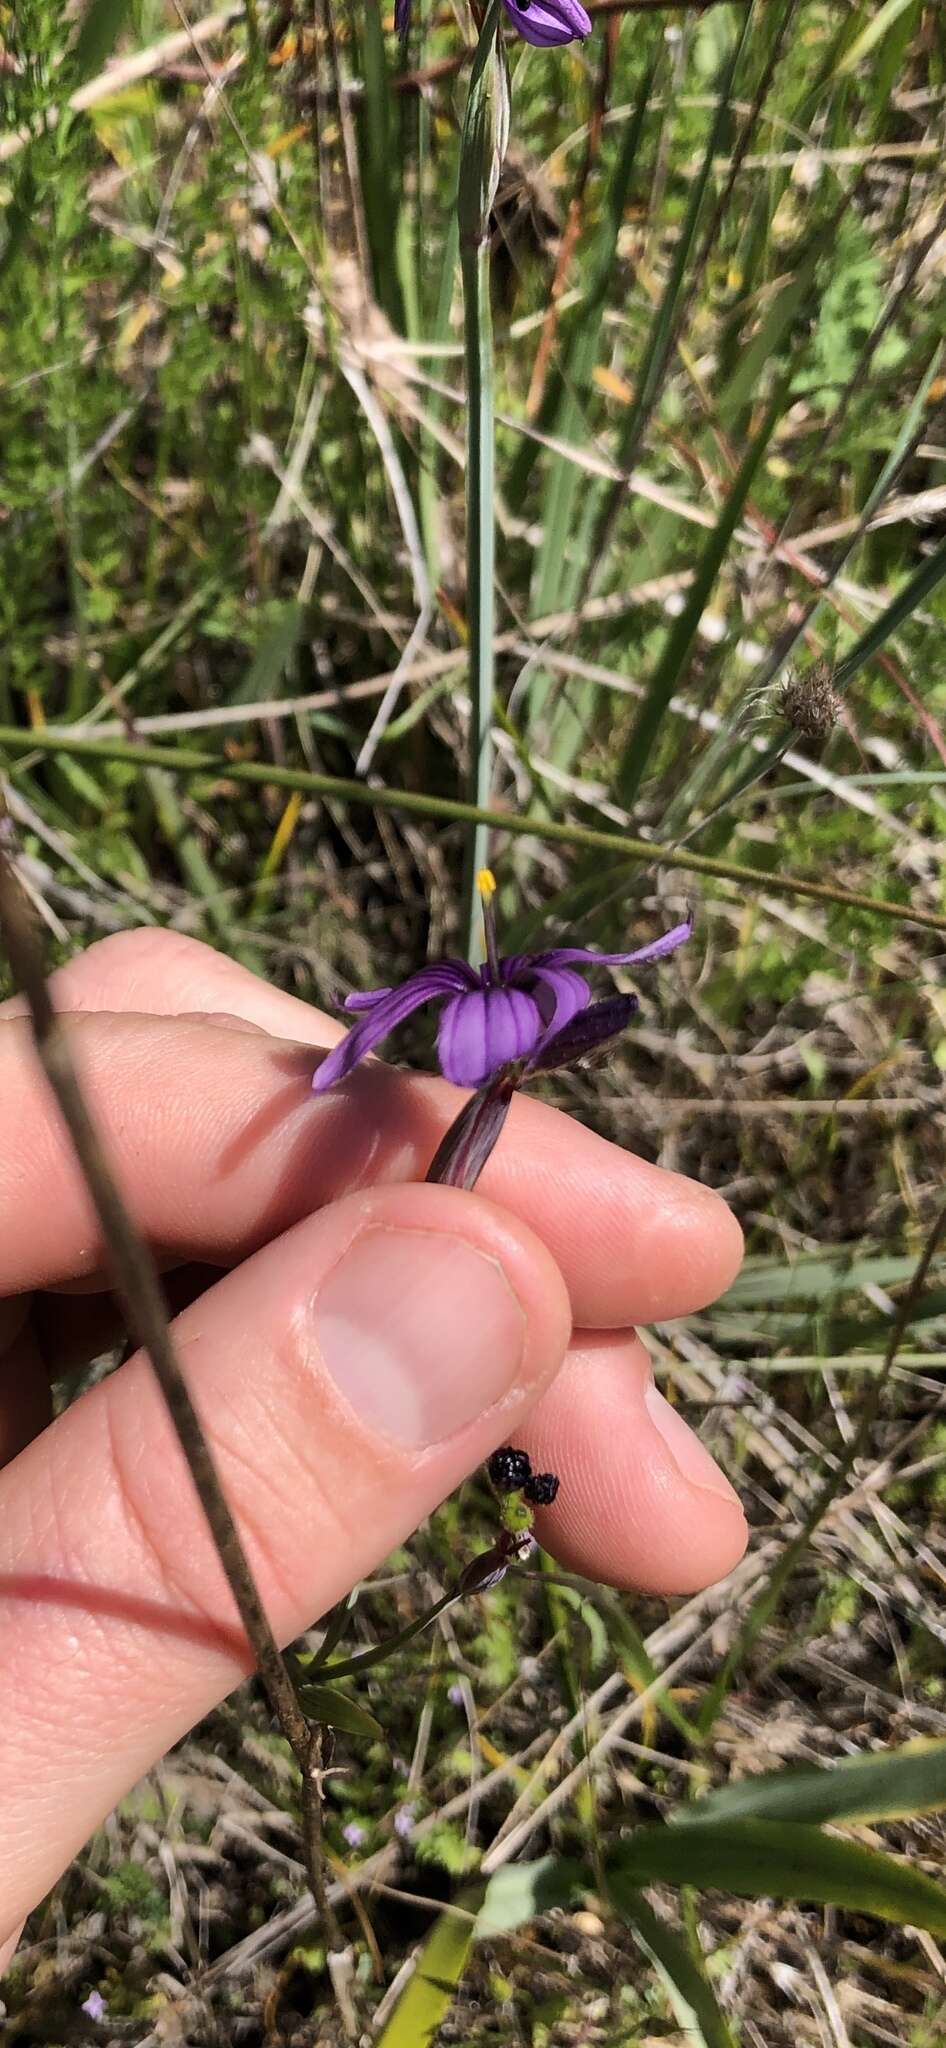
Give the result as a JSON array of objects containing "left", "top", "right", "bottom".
[{"left": 0, "top": 1007, "right": 741, "bottom": 1328}]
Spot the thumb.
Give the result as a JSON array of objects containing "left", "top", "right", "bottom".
[{"left": 0, "top": 1183, "right": 570, "bottom": 1943}]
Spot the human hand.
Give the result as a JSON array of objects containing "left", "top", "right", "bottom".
[{"left": 0, "top": 928, "right": 746, "bottom": 1964}]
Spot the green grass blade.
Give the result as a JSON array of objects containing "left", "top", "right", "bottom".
[
  {"left": 616, "top": 372, "right": 790, "bottom": 808},
  {"left": 676, "top": 1740, "right": 946, "bottom": 1831},
  {"left": 529, "top": 53, "right": 657, "bottom": 654},
  {"left": 71, "top": 0, "right": 135, "bottom": 85},
  {"left": 608, "top": 1820, "right": 946, "bottom": 1936},
  {"left": 1, "top": 726, "right": 944, "bottom": 933},
  {"left": 374, "top": 1900, "right": 477, "bottom": 2048},
  {"left": 722, "top": 1251, "right": 939, "bottom": 1307},
  {"left": 580, "top": 6, "right": 756, "bottom": 587},
  {"left": 374, "top": 1862, "right": 579, "bottom": 2045},
  {"left": 356, "top": 0, "right": 403, "bottom": 327},
  {"left": 605, "top": 1881, "right": 736, "bottom": 2048},
  {"left": 832, "top": 528, "right": 946, "bottom": 691}
]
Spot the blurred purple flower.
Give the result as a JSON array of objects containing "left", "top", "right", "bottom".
[
  {"left": 81, "top": 1991, "right": 107, "bottom": 2021},
  {"left": 394, "top": 0, "right": 590, "bottom": 46},
  {"left": 447, "top": 1681, "right": 465, "bottom": 1707},
  {"left": 342, "top": 1820, "right": 366, "bottom": 1848},
  {"left": 393, "top": 1804, "right": 416, "bottom": 1838},
  {"left": 313, "top": 874, "right": 691, "bottom": 1096},
  {"left": 501, "top": 0, "right": 591, "bottom": 46}
]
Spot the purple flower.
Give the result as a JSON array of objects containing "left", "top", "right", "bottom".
[
  {"left": 447, "top": 1681, "right": 465, "bottom": 1706},
  {"left": 313, "top": 872, "right": 691, "bottom": 1097},
  {"left": 501, "top": 0, "right": 591, "bottom": 47},
  {"left": 81, "top": 1991, "right": 107, "bottom": 2021},
  {"left": 395, "top": 0, "right": 591, "bottom": 47},
  {"left": 393, "top": 1804, "right": 416, "bottom": 1838},
  {"left": 342, "top": 1820, "right": 366, "bottom": 1848}
]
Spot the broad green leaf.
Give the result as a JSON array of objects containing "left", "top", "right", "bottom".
[
  {"left": 606, "top": 1881, "right": 736, "bottom": 2048},
  {"left": 294, "top": 1684, "right": 384, "bottom": 1743},
  {"left": 476, "top": 1858, "right": 581, "bottom": 1936},
  {"left": 676, "top": 1742, "right": 946, "bottom": 1831},
  {"left": 610, "top": 1820, "right": 946, "bottom": 1935}
]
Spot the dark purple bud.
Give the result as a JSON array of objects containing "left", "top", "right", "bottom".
[
  {"left": 487, "top": 1446, "right": 533, "bottom": 1492},
  {"left": 458, "top": 1545, "right": 511, "bottom": 1595},
  {"left": 524, "top": 1471, "right": 560, "bottom": 1507},
  {"left": 457, "top": 1528, "right": 534, "bottom": 1594},
  {"left": 425, "top": 1073, "right": 516, "bottom": 1189},
  {"left": 394, "top": 0, "right": 412, "bottom": 34},
  {"left": 529, "top": 993, "right": 639, "bottom": 1074}
]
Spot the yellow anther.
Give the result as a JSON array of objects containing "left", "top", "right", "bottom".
[{"left": 477, "top": 867, "right": 497, "bottom": 901}]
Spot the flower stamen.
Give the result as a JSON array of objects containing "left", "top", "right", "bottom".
[{"left": 477, "top": 867, "right": 502, "bottom": 983}]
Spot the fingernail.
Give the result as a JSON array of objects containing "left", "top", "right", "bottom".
[
  {"left": 316, "top": 1228, "right": 526, "bottom": 1448},
  {"left": 644, "top": 1383, "right": 742, "bottom": 1506}
]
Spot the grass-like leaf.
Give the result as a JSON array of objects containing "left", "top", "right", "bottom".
[
  {"left": 675, "top": 1740, "right": 946, "bottom": 1831},
  {"left": 605, "top": 1881, "right": 737, "bottom": 2048},
  {"left": 609, "top": 1819, "right": 946, "bottom": 1935}
]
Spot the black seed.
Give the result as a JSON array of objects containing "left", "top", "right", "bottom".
[
  {"left": 487, "top": 1446, "right": 533, "bottom": 1491},
  {"left": 524, "top": 1471, "right": 560, "bottom": 1507}
]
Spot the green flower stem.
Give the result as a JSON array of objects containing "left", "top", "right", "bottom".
[
  {"left": 0, "top": 725, "right": 942, "bottom": 932},
  {"left": 457, "top": 0, "right": 506, "bottom": 959},
  {"left": 461, "top": 225, "right": 495, "bottom": 959},
  {"left": 314, "top": 1588, "right": 461, "bottom": 1681}
]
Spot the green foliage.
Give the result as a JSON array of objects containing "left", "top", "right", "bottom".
[
  {"left": 795, "top": 217, "right": 909, "bottom": 407},
  {"left": 6, "top": 3, "right": 946, "bottom": 2040}
]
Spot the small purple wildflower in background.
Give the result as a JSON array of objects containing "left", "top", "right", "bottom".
[
  {"left": 393, "top": 1804, "right": 416, "bottom": 1838},
  {"left": 313, "top": 870, "right": 691, "bottom": 1097},
  {"left": 394, "top": 0, "right": 591, "bottom": 48},
  {"left": 81, "top": 1991, "right": 107, "bottom": 2021},
  {"left": 342, "top": 1820, "right": 366, "bottom": 1848},
  {"left": 447, "top": 1681, "right": 465, "bottom": 1707}
]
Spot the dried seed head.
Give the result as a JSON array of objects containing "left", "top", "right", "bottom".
[{"left": 777, "top": 662, "right": 843, "bottom": 742}]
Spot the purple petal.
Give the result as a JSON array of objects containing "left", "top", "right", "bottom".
[
  {"left": 344, "top": 960, "right": 473, "bottom": 1014},
  {"left": 394, "top": 0, "right": 412, "bottom": 34},
  {"left": 530, "top": 993, "right": 639, "bottom": 1073},
  {"left": 344, "top": 986, "right": 392, "bottom": 1012},
  {"left": 501, "top": 0, "right": 591, "bottom": 46},
  {"left": 529, "top": 917, "right": 693, "bottom": 972},
  {"left": 527, "top": 964, "right": 591, "bottom": 1036},
  {"left": 312, "top": 966, "right": 473, "bottom": 1094},
  {"left": 437, "top": 987, "right": 542, "bottom": 1088}
]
